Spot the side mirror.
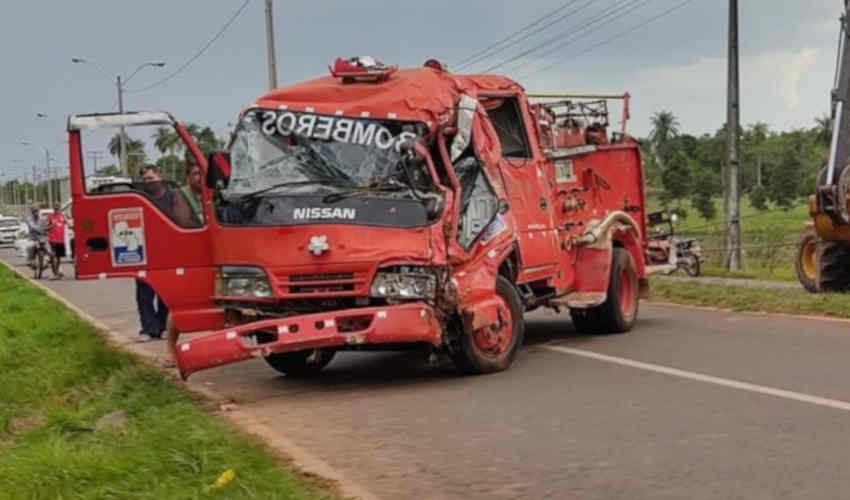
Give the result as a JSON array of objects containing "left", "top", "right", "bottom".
[{"left": 206, "top": 151, "right": 231, "bottom": 189}]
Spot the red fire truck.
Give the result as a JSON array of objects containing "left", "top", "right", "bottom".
[{"left": 68, "top": 58, "right": 649, "bottom": 379}]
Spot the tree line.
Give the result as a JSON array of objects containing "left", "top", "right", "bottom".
[
  {"left": 97, "top": 124, "right": 225, "bottom": 183},
  {"left": 643, "top": 111, "right": 830, "bottom": 219}
]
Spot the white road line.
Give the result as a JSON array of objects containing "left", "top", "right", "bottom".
[{"left": 543, "top": 344, "right": 850, "bottom": 412}]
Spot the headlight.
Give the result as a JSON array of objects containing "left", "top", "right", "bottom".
[
  {"left": 370, "top": 266, "right": 437, "bottom": 300},
  {"left": 218, "top": 266, "right": 273, "bottom": 298}
]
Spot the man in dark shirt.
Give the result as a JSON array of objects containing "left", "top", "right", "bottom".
[{"left": 135, "top": 165, "right": 175, "bottom": 341}]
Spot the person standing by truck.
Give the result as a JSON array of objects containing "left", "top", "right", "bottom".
[
  {"left": 135, "top": 165, "right": 171, "bottom": 341},
  {"left": 47, "top": 202, "right": 66, "bottom": 278},
  {"left": 180, "top": 153, "right": 203, "bottom": 222}
]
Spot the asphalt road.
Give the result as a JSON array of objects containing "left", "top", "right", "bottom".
[{"left": 4, "top": 247, "right": 850, "bottom": 500}]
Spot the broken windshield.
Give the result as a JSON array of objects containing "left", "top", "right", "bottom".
[{"left": 225, "top": 109, "right": 427, "bottom": 200}]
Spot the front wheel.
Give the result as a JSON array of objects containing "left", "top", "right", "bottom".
[
  {"left": 264, "top": 348, "right": 336, "bottom": 377},
  {"left": 33, "top": 249, "right": 44, "bottom": 279},
  {"left": 683, "top": 254, "right": 701, "bottom": 277},
  {"left": 570, "top": 247, "right": 639, "bottom": 334},
  {"left": 450, "top": 276, "right": 525, "bottom": 375}
]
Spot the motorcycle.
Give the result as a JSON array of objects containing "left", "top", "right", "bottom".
[{"left": 645, "top": 211, "right": 705, "bottom": 277}]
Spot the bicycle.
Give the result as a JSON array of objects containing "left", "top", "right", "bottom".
[{"left": 32, "top": 241, "right": 54, "bottom": 279}]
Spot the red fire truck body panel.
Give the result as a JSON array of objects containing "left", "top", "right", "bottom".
[{"left": 68, "top": 63, "right": 648, "bottom": 378}]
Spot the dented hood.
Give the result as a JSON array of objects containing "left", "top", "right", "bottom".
[{"left": 252, "top": 67, "right": 522, "bottom": 129}]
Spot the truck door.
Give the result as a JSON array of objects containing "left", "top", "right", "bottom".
[
  {"left": 68, "top": 112, "right": 218, "bottom": 332},
  {"left": 479, "top": 95, "right": 559, "bottom": 278}
]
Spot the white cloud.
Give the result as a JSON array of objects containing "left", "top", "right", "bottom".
[{"left": 784, "top": 47, "right": 818, "bottom": 110}]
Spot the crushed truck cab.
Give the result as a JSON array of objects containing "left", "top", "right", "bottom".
[{"left": 68, "top": 58, "right": 649, "bottom": 379}]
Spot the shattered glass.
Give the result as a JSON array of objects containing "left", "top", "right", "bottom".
[{"left": 226, "top": 111, "right": 424, "bottom": 199}]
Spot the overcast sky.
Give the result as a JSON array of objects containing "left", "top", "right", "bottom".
[{"left": 0, "top": 0, "right": 840, "bottom": 181}]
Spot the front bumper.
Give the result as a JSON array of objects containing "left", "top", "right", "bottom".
[
  {"left": 0, "top": 233, "right": 16, "bottom": 244},
  {"left": 175, "top": 302, "right": 442, "bottom": 379}
]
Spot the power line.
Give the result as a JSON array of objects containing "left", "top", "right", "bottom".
[
  {"left": 482, "top": 0, "right": 649, "bottom": 74},
  {"left": 453, "top": 0, "right": 583, "bottom": 68},
  {"left": 518, "top": 0, "right": 700, "bottom": 80},
  {"left": 456, "top": 0, "right": 594, "bottom": 71},
  {"left": 127, "top": 0, "right": 251, "bottom": 93}
]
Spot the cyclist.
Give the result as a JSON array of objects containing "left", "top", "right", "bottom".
[{"left": 26, "top": 205, "right": 56, "bottom": 277}]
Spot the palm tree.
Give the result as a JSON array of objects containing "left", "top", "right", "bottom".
[
  {"left": 814, "top": 114, "right": 833, "bottom": 147},
  {"left": 648, "top": 111, "right": 680, "bottom": 166},
  {"left": 195, "top": 126, "right": 221, "bottom": 154},
  {"left": 107, "top": 133, "right": 146, "bottom": 176},
  {"left": 152, "top": 127, "right": 180, "bottom": 155},
  {"left": 108, "top": 133, "right": 145, "bottom": 158}
]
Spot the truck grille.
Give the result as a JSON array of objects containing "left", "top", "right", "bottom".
[
  {"left": 271, "top": 264, "right": 373, "bottom": 297},
  {"left": 288, "top": 272, "right": 356, "bottom": 294}
]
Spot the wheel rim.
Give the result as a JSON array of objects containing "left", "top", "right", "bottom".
[
  {"left": 801, "top": 239, "right": 817, "bottom": 279},
  {"left": 472, "top": 297, "right": 514, "bottom": 357},
  {"left": 618, "top": 264, "right": 637, "bottom": 318}
]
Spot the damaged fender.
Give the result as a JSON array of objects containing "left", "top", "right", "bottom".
[{"left": 563, "top": 211, "right": 643, "bottom": 308}]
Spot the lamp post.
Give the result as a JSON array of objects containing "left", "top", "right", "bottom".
[{"left": 71, "top": 58, "right": 166, "bottom": 176}]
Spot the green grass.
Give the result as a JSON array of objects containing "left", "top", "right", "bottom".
[
  {"left": 648, "top": 197, "right": 809, "bottom": 282},
  {"left": 0, "top": 266, "right": 332, "bottom": 500},
  {"left": 699, "top": 264, "right": 797, "bottom": 282},
  {"left": 649, "top": 278, "right": 850, "bottom": 318}
]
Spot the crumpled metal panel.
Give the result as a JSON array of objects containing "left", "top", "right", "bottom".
[
  {"left": 450, "top": 94, "right": 478, "bottom": 161},
  {"left": 252, "top": 68, "right": 521, "bottom": 130}
]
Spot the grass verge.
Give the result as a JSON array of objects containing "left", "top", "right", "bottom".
[
  {"left": 0, "top": 265, "right": 332, "bottom": 500},
  {"left": 649, "top": 278, "right": 850, "bottom": 319}
]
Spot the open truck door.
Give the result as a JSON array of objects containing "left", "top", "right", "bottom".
[{"left": 68, "top": 112, "right": 222, "bottom": 333}]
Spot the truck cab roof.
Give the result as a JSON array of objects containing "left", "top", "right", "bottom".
[{"left": 251, "top": 66, "right": 523, "bottom": 128}]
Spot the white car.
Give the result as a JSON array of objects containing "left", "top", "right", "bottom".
[{"left": 0, "top": 216, "right": 22, "bottom": 245}]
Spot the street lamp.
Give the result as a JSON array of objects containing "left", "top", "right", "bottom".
[{"left": 71, "top": 57, "right": 166, "bottom": 176}]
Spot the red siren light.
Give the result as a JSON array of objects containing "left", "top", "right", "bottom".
[
  {"left": 329, "top": 56, "right": 397, "bottom": 83},
  {"left": 423, "top": 59, "right": 447, "bottom": 71}
]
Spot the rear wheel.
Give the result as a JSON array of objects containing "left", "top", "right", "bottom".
[
  {"left": 450, "top": 276, "right": 525, "bottom": 375},
  {"left": 795, "top": 227, "right": 820, "bottom": 293},
  {"left": 264, "top": 348, "right": 336, "bottom": 376},
  {"left": 570, "top": 247, "right": 639, "bottom": 334},
  {"left": 817, "top": 240, "right": 850, "bottom": 292}
]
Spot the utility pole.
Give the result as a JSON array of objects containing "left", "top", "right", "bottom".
[
  {"left": 265, "top": 0, "right": 279, "bottom": 90},
  {"left": 725, "top": 0, "right": 742, "bottom": 270},
  {"left": 86, "top": 151, "right": 104, "bottom": 173},
  {"left": 117, "top": 75, "right": 128, "bottom": 176},
  {"left": 45, "top": 148, "right": 53, "bottom": 207},
  {"left": 31, "top": 166, "right": 37, "bottom": 205}
]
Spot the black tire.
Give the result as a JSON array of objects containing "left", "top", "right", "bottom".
[
  {"left": 817, "top": 240, "right": 850, "bottom": 292},
  {"left": 570, "top": 247, "right": 639, "bottom": 334},
  {"left": 34, "top": 249, "right": 44, "bottom": 279},
  {"left": 795, "top": 227, "right": 821, "bottom": 293},
  {"left": 450, "top": 276, "right": 525, "bottom": 375},
  {"left": 684, "top": 255, "right": 701, "bottom": 277},
  {"left": 264, "top": 348, "right": 336, "bottom": 376},
  {"left": 685, "top": 255, "right": 702, "bottom": 278}
]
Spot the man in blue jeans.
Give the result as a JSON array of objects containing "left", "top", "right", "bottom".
[
  {"left": 135, "top": 165, "right": 173, "bottom": 342},
  {"left": 136, "top": 280, "right": 168, "bottom": 342}
]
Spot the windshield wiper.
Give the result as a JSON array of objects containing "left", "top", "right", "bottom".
[
  {"left": 237, "top": 180, "right": 355, "bottom": 202},
  {"left": 322, "top": 183, "right": 411, "bottom": 204}
]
